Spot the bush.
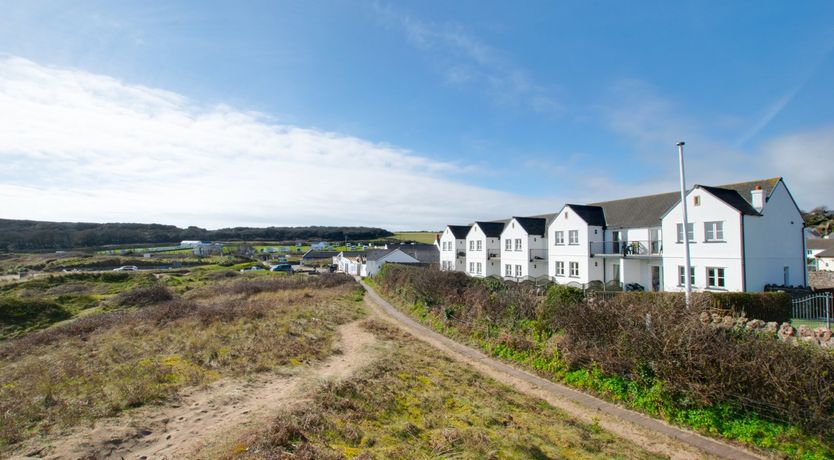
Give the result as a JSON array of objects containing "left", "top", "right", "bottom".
[
  {"left": 709, "top": 292, "right": 792, "bottom": 323},
  {"left": 0, "top": 297, "right": 71, "bottom": 335},
  {"left": 113, "top": 284, "right": 175, "bottom": 308}
]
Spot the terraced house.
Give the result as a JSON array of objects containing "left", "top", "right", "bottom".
[
  {"left": 438, "top": 225, "right": 471, "bottom": 272},
  {"left": 449, "top": 177, "right": 806, "bottom": 292},
  {"left": 464, "top": 221, "right": 506, "bottom": 277}
]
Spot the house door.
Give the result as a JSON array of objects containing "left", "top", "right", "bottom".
[
  {"left": 651, "top": 266, "right": 661, "bottom": 292},
  {"left": 612, "top": 231, "right": 622, "bottom": 254}
]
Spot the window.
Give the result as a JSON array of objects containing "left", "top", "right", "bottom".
[
  {"left": 469, "top": 262, "right": 474, "bottom": 273},
  {"left": 505, "top": 264, "right": 512, "bottom": 276},
  {"left": 569, "top": 262, "right": 579, "bottom": 277},
  {"left": 515, "top": 265, "right": 522, "bottom": 277},
  {"left": 693, "top": 195, "right": 701, "bottom": 206},
  {"left": 476, "top": 240, "right": 482, "bottom": 251},
  {"left": 707, "top": 267, "right": 725, "bottom": 288},
  {"left": 568, "top": 230, "right": 579, "bottom": 245},
  {"left": 676, "top": 223, "right": 694, "bottom": 243},
  {"left": 476, "top": 262, "right": 482, "bottom": 274},
  {"left": 469, "top": 241, "right": 474, "bottom": 251},
  {"left": 505, "top": 239, "right": 512, "bottom": 251},
  {"left": 554, "top": 231, "right": 564, "bottom": 245},
  {"left": 678, "top": 266, "right": 695, "bottom": 286},
  {"left": 514, "top": 238, "right": 522, "bottom": 251},
  {"left": 555, "top": 261, "right": 564, "bottom": 276},
  {"left": 704, "top": 221, "right": 724, "bottom": 241}
]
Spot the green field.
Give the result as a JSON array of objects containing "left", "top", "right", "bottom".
[{"left": 391, "top": 231, "right": 439, "bottom": 245}]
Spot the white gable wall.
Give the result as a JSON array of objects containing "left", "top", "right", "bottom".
[
  {"left": 365, "top": 249, "right": 420, "bottom": 277},
  {"left": 662, "top": 189, "right": 744, "bottom": 292},
  {"left": 742, "top": 181, "right": 805, "bottom": 289},
  {"left": 547, "top": 206, "right": 603, "bottom": 284},
  {"left": 439, "top": 227, "right": 466, "bottom": 272},
  {"left": 465, "top": 224, "right": 501, "bottom": 277},
  {"left": 499, "top": 219, "right": 548, "bottom": 278}
]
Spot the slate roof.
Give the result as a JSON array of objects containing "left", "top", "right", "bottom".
[
  {"left": 589, "top": 177, "right": 782, "bottom": 229},
  {"left": 365, "top": 249, "right": 394, "bottom": 261},
  {"left": 698, "top": 185, "right": 761, "bottom": 216},
  {"left": 564, "top": 204, "right": 606, "bottom": 227},
  {"left": 474, "top": 221, "right": 506, "bottom": 237},
  {"left": 816, "top": 248, "right": 834, "bottom": 258},
  {"left": 808, "top": 239, "right": 834, "bottom": 251},
  {"left": 447, "top": 225, "right": 472, "bottom": 239},
  {"left": 338, "top": 251, "right": 364, "bottom": 257},
  {"left": 513, "top": 217, "right": 547, "bottom": 236},
  {"left": 400, "top": 246, "right": 440, "bottom": 264}
]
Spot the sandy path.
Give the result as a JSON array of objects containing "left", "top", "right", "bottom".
[
  {"left": 360, "top": 280, "right": 768, "bottom": 460},
  {"left": 10, "top": 320, "right": 377, "bottom": 460}
]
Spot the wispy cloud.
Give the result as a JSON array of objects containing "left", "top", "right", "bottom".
[
  {"left": 372, "top": 3, "right": 561, "bottom": 114},
  {"left": 0, "top": 56, "right": 554, "bottom": 229}
]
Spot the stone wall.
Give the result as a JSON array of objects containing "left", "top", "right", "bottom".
[
  {"left": 810, "top": 270, "right": 834, "bottom": 289},
  {"left": 699, "top": 311, "right": 833, "bottom": 349}
]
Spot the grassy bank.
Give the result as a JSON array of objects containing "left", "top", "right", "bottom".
[
  {"left": 222, "top": 319, "right": 662, "bottom": 460},
  {"left": 368, "top": 268, "right": 834, "bottom": 460},
  {"left": 0, "top": 273, "right": 364, "bottom": 450}
]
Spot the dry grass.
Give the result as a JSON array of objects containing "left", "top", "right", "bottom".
[
  {"left": 0, "top": 273, "right": 365, "bottom": 449},
  {"left": 222, "top": 319, "right": 661, "bottom": 460}
]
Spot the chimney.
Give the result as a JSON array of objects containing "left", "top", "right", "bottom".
[{"left": 751, "top": 185, "right": 764, "bottom": 212}]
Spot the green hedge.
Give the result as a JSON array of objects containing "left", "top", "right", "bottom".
[{"left": 708, "top": 292, "right": 792, "bottom": 323}]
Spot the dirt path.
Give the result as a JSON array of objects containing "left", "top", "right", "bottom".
[
  {"left": 360, "top": 280, "right": 767, "bottom": 460},
  {"left": 10, "top": 321, "right": 378, "bottom": 460}
]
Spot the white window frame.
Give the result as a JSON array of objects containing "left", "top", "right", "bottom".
[
  {"left": 678, "top": 265, "right": 695, "bottom": 286},
  {"left": 704, "top": 221, "right": 724, "bottom": 242},
  {"left": 514, "top": 238, "right": 522, "bottom": 251},
  {"left": 569, "top": 262, "right": 579, "bottom": 277},
  {"left": 469, "top": 240, "right": 474, "bottom": 251},
  {"left": 568, "top": 230, "right": 579, "bottom": 245},
  {"left": 555, "top": 261, "right": 564, "bottom": 276},
  {"left": 505, "top": 239, "right": 512, "bottom": 251},
  {"left": 505, "top": 264, "right": 512, "bottom": 276},
  {"left": 515, "top": 264, "right": 522, "bottom": 277},
  {"left": 469, "top": 262, "right": 474, "bottom": 273},
  {"left": 676, "top": 223, "right": 694, "bottom": 243},
  {"left": 554, "top": 231, "right": 564, "bottom": 245},
  {"left": 707, "top": 267, "right": 725, "bottom": 288},
  {"left": 476, "top": 262, "right": 482, "bottom": 275},
  {"left": 476, "top": 240, "right": 483, "bottom": 251}
]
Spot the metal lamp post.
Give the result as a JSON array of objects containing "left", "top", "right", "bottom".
[{"left": 677, "top": 141, "right": 692, "bottom": 307}]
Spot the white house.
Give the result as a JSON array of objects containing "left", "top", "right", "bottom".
[
  {"left": 661, "top": 179, "right": 805, "bottom": 291},
  {"left": 816, "top": 248, "right": 834, "bottom": 272},
  {"left": 310, "top": 241, "right": 330, "bottom": 250},
  {"left": 364, "top": 246, "right": 439, "bottom": 277},
  {"left": 547, "top": 204, "right": 610, "bottom": 287},
  {"left": 499, "top": 216, "right": 553, "bottom": 280},
  {"left": 439, "top": 225, "right": 471, "bottom": 272},
  {"left": 464, "top": 221, "right": 506, "bottom": 277},
  {"left": 807, "top": 239, "right": 834, "bottom": 271}
]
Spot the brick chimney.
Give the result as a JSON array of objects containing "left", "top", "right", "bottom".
[{"left": 751, "top": 185, "right": 764, "bottom": 212}]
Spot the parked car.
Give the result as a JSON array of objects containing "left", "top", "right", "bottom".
[
  {"left": 113, "top": 265, "right": 139, "bottom": 271},
  {"left": 240, "top": 266, "right": 266, "bottom": 272},
  {"left": 270, "top": 264, "right": 293, "bottom": 273}
]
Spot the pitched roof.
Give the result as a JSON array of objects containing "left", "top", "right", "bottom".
[
  {"left": 474, "top": 221, "right": 505, "bottom": 238},
  {"left": 338, "top": 251, "right": 364, "bottom": 257},
  {"left": 698, "top": 185, "right": 761, "bottom": 216},
  {"left": 399, "top": 246, "right": 440, "bottom": 264},
  {"left": 816, "top": 248, "right": 834, "bottom": 258},
  {"left": 301, "top": 250, "right": 339, "bottom": 259},
  {"left": 590, "top": 177, "right": 781, "bottom": 229},
  {"left": 564, "top": 204, "right": 606, "bottom": 227},
  {"left": 808, "top": 239, "right": 834, "bottom": 250},
  {"left": 447, "top": 225, "right": 472, "bottom": 239},
  {"left": 513, "top": 217, "right": 547, "bottom": 236},
  {"left": 365, "top": 249, "right": 394, "bottom": 261}
]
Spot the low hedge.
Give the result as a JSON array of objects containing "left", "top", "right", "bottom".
[{"left": 708, "top": 292, "right": 792, "bottom": 324}]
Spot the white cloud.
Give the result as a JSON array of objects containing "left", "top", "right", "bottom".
[{"left": 0, "top": 56, "right": 554, "bottom": 230}]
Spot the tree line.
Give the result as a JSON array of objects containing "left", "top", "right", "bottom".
[{"left": 0, "top": 219, "right": 393, "bottom": 252}]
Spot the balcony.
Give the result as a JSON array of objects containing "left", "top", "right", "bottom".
[
  {"left": 528, "top": 249, "right": 547, "bottom": 262},
  {"left": 488, "top": 251, "right": 500, "bottom": 260},
  {"left": 589, "top": 240, "right": 662, "bottom": 257},
  {"left": 456, "top": 251, "right": 466, "bottom": 258}
]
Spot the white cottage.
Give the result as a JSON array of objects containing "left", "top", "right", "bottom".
[
  {"left": 499, "top": 216, "right": 552, "bottom": 279},
  {"left": 439, "top": 225, "right": 471, "bottom": 272},
  {"left": 464, "top": 221, "right": 506, "bottom": 277}
]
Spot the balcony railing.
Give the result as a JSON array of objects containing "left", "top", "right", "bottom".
[
  {"left": 488, "top": 251, "right": 500, "bottom": 260},
  {"left": 456, "top": 251, "right": 466, "bottom": 258},
  {"left": 589, "top": 240, "right": 662, "bottom": 257},
  {"left": 528, "top": 249, "right": 547, "bottom": 261}
]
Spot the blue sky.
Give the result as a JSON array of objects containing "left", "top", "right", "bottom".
[{"left": 1, "top": 1, "right": 833, "bottom": 229}]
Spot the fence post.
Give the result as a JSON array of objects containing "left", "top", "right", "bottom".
[{"left": 828, "top": 293, "right": 832, "bottom": 331}]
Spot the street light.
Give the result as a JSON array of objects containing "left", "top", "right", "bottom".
[{"left": 677, "top": 141, "right": 692, "bottom": 307}]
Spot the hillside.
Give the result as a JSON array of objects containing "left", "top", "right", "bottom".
[{"left": 0, "top": 219, "right": 392, "bottom": 252}]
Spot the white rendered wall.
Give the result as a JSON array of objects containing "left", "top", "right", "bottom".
[
  {"left": 499, "top": 219, "right": 548, "bottom": 278},
  {"left": 439, "top": 227, "right": 466, "bottom": 272},
  {"left": 465, "top": 224, "right": 501, "bottom": 277},
  {"left": 547, "top": 206, "right": 603, "bottom": 284}
]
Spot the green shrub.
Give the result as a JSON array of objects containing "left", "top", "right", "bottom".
[
  {"left": 709, "top": 292, "right": 792, "bottom": 323},
  {"left": 0, "top": 297, "right": 71, "bottom": 336}
]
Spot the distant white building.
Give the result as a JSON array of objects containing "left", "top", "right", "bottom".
[
  {"left": 464, "top": 222, "right": 506, "bottom": 277},
  {"left": 807, "top": 239, "right": 834, "bottom": 270},
  {"left": 179, "top": 240, "right": 204, "bottom": 248},
  {"left": 311, "top": 242, "right": 330, "bottom": 250},
  {"left": 438, "top": 225, "right": 470, "bottom": 272}
]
